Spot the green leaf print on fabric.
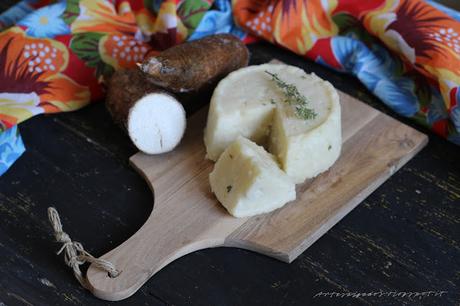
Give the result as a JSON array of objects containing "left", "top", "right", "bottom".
[{"left": 70, "top": 32, "right": 114, "bottom": 79}]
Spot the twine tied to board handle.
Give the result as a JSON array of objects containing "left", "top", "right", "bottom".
[{"left": 47, "top": 207, "right": 121, "bottom": 289}]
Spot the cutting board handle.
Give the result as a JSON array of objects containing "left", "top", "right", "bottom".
[
  {"left": 86, "top": 108, "right": 241, "bottom": 301},
  {"left": 86, "top": 204, "right": 224, "bottom": 301}
]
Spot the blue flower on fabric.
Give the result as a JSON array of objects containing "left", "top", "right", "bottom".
[
  {"left": 0, "top": 126, "right": 25, "bottom": 176},
  {"left": 331, "top": 36, "right": 419, "bottom": 116},
  {"left": 18, "top": 2, "right": 70, "bottom": 38},
  {"left": 188, "top": 0, "right": 246, "bottom": 41}
]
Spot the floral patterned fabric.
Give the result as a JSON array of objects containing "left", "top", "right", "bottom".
[{"left": 0, "top": 0, "right": 459, "bottom": 175}]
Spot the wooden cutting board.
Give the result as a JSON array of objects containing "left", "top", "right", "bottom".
[{"left": 86, "top": 81, "right": 428, "bottom": 301}]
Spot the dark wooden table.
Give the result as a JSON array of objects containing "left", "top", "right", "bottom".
[{"left": 1, "top": 2, "right": 459, "bottom": 306}]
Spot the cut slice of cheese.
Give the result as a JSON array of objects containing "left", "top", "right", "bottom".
[
  {"left": 209, "top": 136, "right": 296, "bottom": 218},
  {"left": 204, "top": 63, "right": 341, "bottom": 183}
]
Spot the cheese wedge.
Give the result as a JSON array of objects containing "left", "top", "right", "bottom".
[
  {"left": 204, "top": 63, "right": 341, "bottom": 183},
  {"left": 209, "top": 136, "right": 296, "bottom": 218}
]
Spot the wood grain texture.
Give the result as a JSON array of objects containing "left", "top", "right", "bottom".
[{"left": 86, "top": 86, "right": 427, "bottom": 300}]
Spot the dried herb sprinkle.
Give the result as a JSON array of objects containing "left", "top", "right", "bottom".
[{"left": 265, "top": 70, "right": 317, "bottom": 120}]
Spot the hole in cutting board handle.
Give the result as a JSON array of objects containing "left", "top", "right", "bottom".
[{"left": 107, "top": 270, "right": 122, "bottom": 278}]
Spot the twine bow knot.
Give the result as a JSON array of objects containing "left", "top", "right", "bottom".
[{"left": 48, "top": 207, "right": 120, "bottom": 289}]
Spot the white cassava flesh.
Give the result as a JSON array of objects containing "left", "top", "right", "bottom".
[{"left": 127, "top": 93, "right": 186, "bottom": 154}]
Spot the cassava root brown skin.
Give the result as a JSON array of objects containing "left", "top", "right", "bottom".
[
  {"left": 140, "top": 34, "right": 249, "bottom": 93},
  {"left": 106, "top": 68, "right": 186, "bottom": 154},
  {"left": 106, "top": 68, "right": 165, "bottom": 129}
]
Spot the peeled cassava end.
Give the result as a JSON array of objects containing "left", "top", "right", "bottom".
[
  {"left": 127, "top": 93, "right": 186, "bottom": 154},
  {"left": 106, "top": 69, "right": 187, "bottom": 155}
]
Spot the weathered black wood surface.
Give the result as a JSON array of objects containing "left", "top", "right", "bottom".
[{"left": 0, "top": 2, "right": 459, "bottom": 306}]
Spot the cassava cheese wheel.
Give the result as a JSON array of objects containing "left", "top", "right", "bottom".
[{"left": 204, "top": 63, "right": 341, "bottom": 183}]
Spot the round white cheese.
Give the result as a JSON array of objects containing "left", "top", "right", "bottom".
[{"left": 204, "top": 63, "right": 341, "bottom": 183}]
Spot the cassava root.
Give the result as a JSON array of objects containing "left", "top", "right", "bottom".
[
  {"left": 106, "top": 69, "right": 186, "bottom": 154},
  {"left": 140, "top": 34, "right": 249, "bottom": 93}
]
